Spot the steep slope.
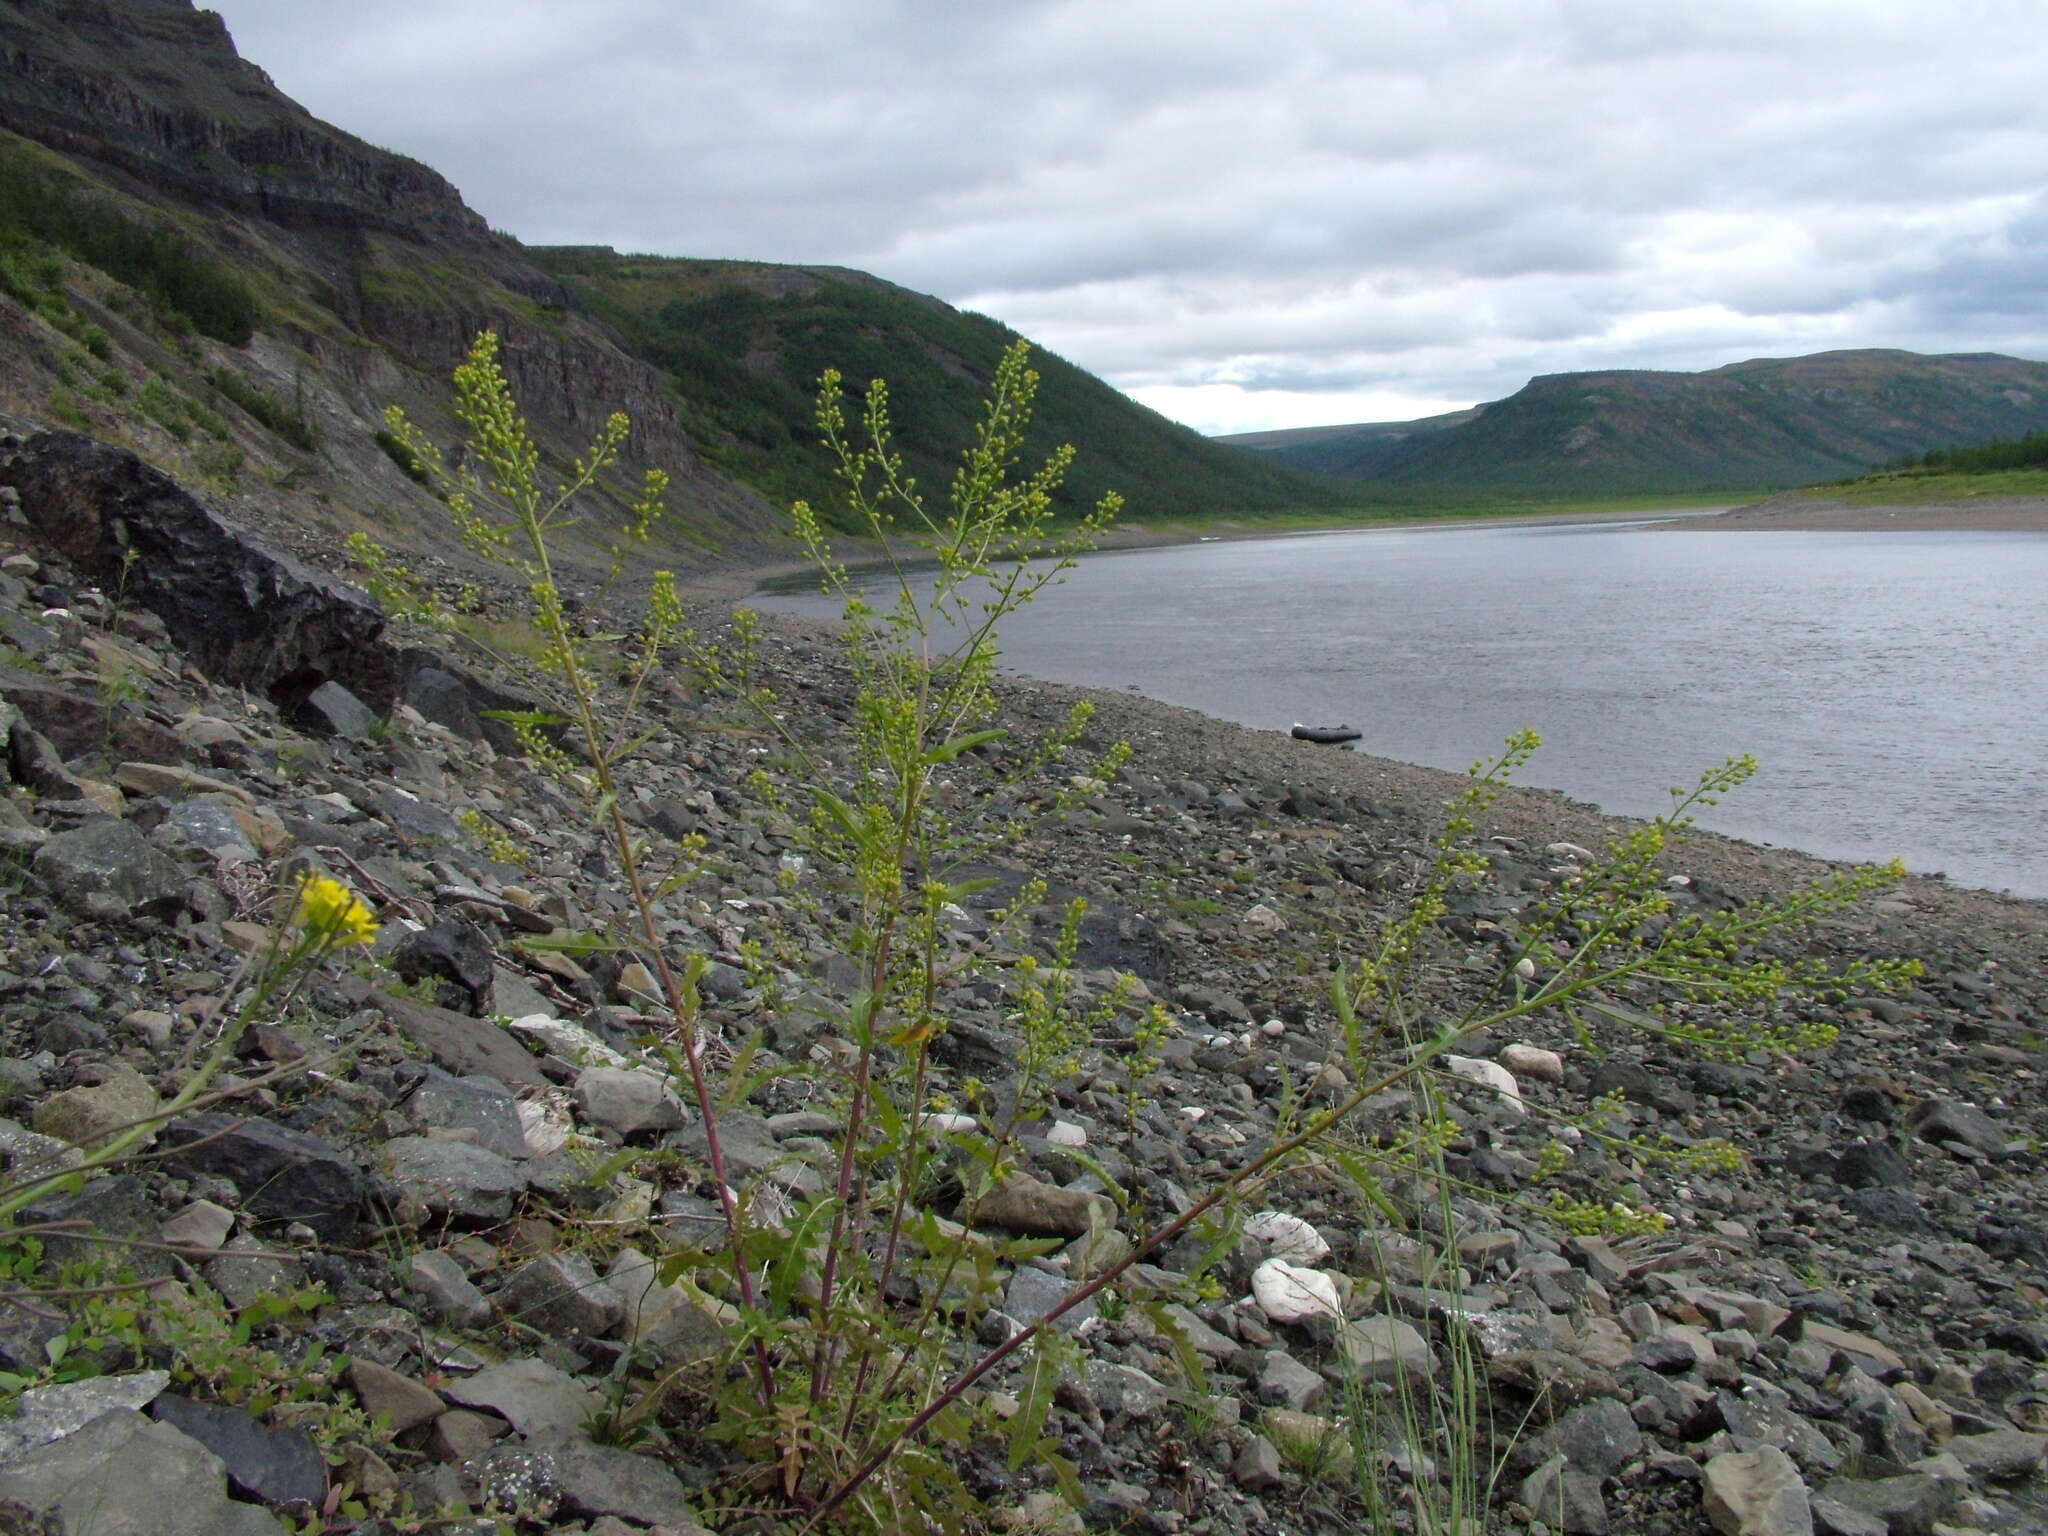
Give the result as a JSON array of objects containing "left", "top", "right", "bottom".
[
  {"left": 528, "top": 247, "right": 1361, "bottom": 527},
  {"left": 1224, "top": 350, "right": 2048, "bottom": 496},
  {"left": 0, "top": 0, "right": 774, "bottom": 579}
]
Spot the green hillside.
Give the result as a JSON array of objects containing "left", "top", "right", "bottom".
[
  {"left": 527, "top": 247, "right": 1362, "bottom": 528},
  {"left": 1223, "top": 350, "right": 2048, "bottom": 497}
]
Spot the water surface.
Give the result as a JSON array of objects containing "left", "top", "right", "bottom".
[{"left": 758, "top": 518, "right": 2048, "bottom": 898}]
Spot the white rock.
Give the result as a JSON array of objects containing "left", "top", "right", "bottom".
[
  {"left": 1245, "top": 1211, "right": 1331, "bottom": 1266},
  {"left": 1251, "top": 1257, "right": 1343, "bottom": 1325},
  {"left": 1513, "top": 956, "right": 1538, "bottom": 980},
  {"left": 1442, "top": 1055, "right": 1525, "bottom": 1114},
  {"left": 920, "top": 1112, "right": 980, "bottom": 1135},
  {"left": 1179, "top": 1106, "right": 1207, "bottom": 1124},
  {"left": 1260, "top": 1018, "right": 1287, "bottom": 1037},
  {"left": 1499, "top": 1043, "right": 1565, "bottom": 1084},
  {"left": 1244, "top": 904, "right": 1287, "bottom": 933},
  {"left": 1547, "top": 841, "right": 1594, "bottom": 861},
  {"left": 504, "top": 1013, "right": 630, "bottom": 1068},
  {"left": 516, "top": 1092, "right": 574, "bottom": 1157},
  {"left": 1044, "top": 1120, "right": 1088, "bottom": 1148}
]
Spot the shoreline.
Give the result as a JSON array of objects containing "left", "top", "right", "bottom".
[
  {"left": 692, "top": 505, "right": 2048, "bottom": 914},
  {"left": 1669, "top": 490, "right": 2048, "bottom": 533}
]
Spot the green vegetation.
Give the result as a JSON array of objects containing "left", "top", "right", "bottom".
[
  {"left": 0, "top": 138, "right": 259, "bottom": 345},
  {"left": 1895, "top": 427, "right": 2048, "bottom": 474},
  {"left": 527, "top": 246, "right": 1361, "bottom": 529},
  {"left": 210, "top": 366, "right": 316, "bottom": 450},
  {"left": 1234, "top": 349, "right": 2048, "bottom": 499},
  {"left": 369, "top": 335, "right": 1915, "bottom": 1532}
]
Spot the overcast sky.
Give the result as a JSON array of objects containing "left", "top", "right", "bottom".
[{"left": 210, "top": 1, "right": 2048, "bottom": 435}]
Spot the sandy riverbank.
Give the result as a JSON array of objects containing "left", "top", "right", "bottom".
[{"left": 1669, "top": 492, "right": 2048, "bottom": 533}]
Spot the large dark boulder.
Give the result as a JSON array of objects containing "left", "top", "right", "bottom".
[{"left": 0, "top": 431, "right": 396, "bottom": 723}]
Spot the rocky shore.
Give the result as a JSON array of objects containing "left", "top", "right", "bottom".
[
  {"left": 2, "top": 433, "right": 2046, "bottom": 1536},
  {"left": 1672, "top": 494, "right": 2048, "bottom": 534}
]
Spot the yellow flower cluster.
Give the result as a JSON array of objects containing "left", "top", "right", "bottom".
[{"left": 292, "top": 874, "right": 378, "bottom": 947}]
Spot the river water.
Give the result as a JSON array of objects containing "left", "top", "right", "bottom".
[{"left": 755, "top": 516, "right": 2048, "bottom": 898}]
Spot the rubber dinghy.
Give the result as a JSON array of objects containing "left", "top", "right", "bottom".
[{"left": 1290, "top": 723, "right": 1362, "bottom": 745}]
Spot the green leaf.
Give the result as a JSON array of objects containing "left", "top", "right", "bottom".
[
  {"left": 940, "top": 876, "right": 998, "bottom": 904},
  {"left": 924, "top": 727, "right": 1006, "bottom": 764},
  {"left": 478, "top": 708, "right": 571, "bottom": 729},
  {"left": 1142, "top": 1299, "right": 1206, "bottom": 1389},
  {"left": 1008, "top": 1339, "right": 1057, "bottom": 1472},
  {"left": 1325, "top": 1145, "right": 1403, "bottom": 1225},
  {"left": 512, "top": 930, "right": 626, "bottom": 956}
]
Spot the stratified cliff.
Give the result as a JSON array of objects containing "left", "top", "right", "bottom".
[{"left": 0, "top": 0, "right": 777, "bottom": 575}]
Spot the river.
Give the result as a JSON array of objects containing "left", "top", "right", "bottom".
[{"left": 755, "top": 516, "right": 2048, "bottom": 898}]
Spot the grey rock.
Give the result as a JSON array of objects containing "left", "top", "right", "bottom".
[
  {"left": 1233, "top": 1434, "right": 1284, "bottom": 1490},
  {"left": 1947, "top": 1429, "right": 2048, "bottom": 1481},
  {"left": 149, "top": 1391, "right": 327, "bottom": 1506},
  {"left": 1807, "top": 1496, "right": 1886, "bottom": 1536},
  {"left": 974, "top": 1173, "right": 1115, "bottom": 1237},
  {"left": 442, "top": 1357, "right": 602, "bottom": 1438},
  {"left": 376, "top": 992, "right": 549, "bottom": 1090},
  {"left": 1003, "top": 1264, "right": 1094, "bottom": 1334},
  {"left": 1909, "top": 1099, "right": 2012, "bottom": 1160},
  {"left": 573, "top": 1065, "right": 686, "bottom": 1138},
  {"left": 0, "top": 1407, "right": 289, "bottom": 1535},
  {"left": 1083, "top": 1360, "right": 1169, "bottom": 1421},
  {"left": 525, "top": 1430, "right": 695, "bottom": 1525},
  {"left": 33, "top": 819, "right": 187, "bottom": 921},
  {"left": 204, "top": 1236, "right": 306, "bottom": 1310},
  {"left": 381, "top": 1136, "right": 524, "bottom": 1224},
  {"left": 1524, "top": 1397, "right": 1646, "bottom": 1481},
  {"left": 1718, "top": 1385, "right": 1845, "bottom": 1475},
  {"left": 157, "top": 795, "right": 259, "bottom": 864},
  {"left": 1521, "top": 1451, "right": 1611, "bottom": 1534},
  {"left": 1817, "top": 1471, "right": 1956, "bottom": 1536},
  {"left": 158, "top": 1113, "right": 363, "bottom": 1240},
  {"left": 493, "top": 1251, "right": 625, "bottom": 1339},
  {"left": 343, "top": 1358, "right": 447, "bottom": 1435},
  {"left": 1335, "top": 1314, "right": 1434, "bottom": 1386},
  {"left": 402, "top": 1066, "right": 528, "bottom": 1160},
  {"left": 407, "top": 1249, "right": 493, "bottom": 1329},
  {"left": 303, "top": 679, "right": 378, "bottom": 738},
  {"left": 1256, "top": 1348, "right": 1326, "bottom": 1411},
  {"left": 605, "top": 1247, "right": 729, "bottom": 1365},
  {"left": 0, "top": 1371, "right": 169, "bottom": 1469},
  {"left": 1703, "top": 1445, "right": 1813, "bottom": 1536},
  {"left": 31, "top": 1062, "right": 160, "bottom": 1152},
  {"left": 390, "top": 918, "right": 496, "bottom": 1015}
]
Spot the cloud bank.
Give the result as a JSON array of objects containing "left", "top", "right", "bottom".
[{"left": 215, "top": 0, "right": 2048, "bottom": 432}]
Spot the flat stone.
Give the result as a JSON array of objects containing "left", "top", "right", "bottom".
[
  {"left": 404, "top": 1066, "right": 529, "bottom": 1160},
  {"left": 205, "top": 1236, "right": 305, "bottom": 1310},
  {"left": 149, "top": 1392, "right": 327, "bottom": 1506},
  {"left": 407, "top": 1249, "right": 493, "bottom": 1329},
  {"left": 1945, "top": 1429, "right": 2048, "bottom": 1481},
  {"left": 974, "top": 1173, "right": 1115, "bottom": 1237},
  {"left": 1336, "top": 1315, "right": 1434, "bottom": 1386},
  {"left": 1816, "top": 1472, "right": 1955, "bottom": 1536},
  {"left": 33, "top": 819, "right": 187, "bottom": 921},
  {"left": 156, "top": 795, "right": 260, "bottom": 863},
  {"left": 157, "top": 1115, "right": 363, "bottom": 1240},
  {"left": 1800, "top": 1322, "right": 1906, "bottom": 1375},
  {"left": 1909, "top": 1098, "right": 2013, "bottom": 1160},
  {"left": 0, "top": 1371, "right": 169, "bottom": 1468},
  {"left": 1521, "top": 1452, "right": 1610, "bottom": 1534},
  {"left": 1257, "top": 1348, "right": 1326, "bottom": 1411},
  {"left": 377, "top": 992, "right": 548, "bottom": 1089},
  {"left": 1004, "top": 1264, "right": 1094, "bottom": 1333},
  {"left": 0, "top": 1407, "right": 288, "bottom": 1535},
  {"left": 1704, "top": 1447, "right": 1813, "bottom": 1536},
  {"left": 573, "top": 1065, "right": 687, "bottom": 1138},
  {"left": 605, "top": 1247, "right": 729, "bottom": 1365},
  {"left": 115, "top": 761, "right": 253, "bottom": 804},
  {"left": 526, "top": 1430, "right": 696, "bottom": 1526},
  {"left": 493, "top": 1251, "right": 626, "bottom": 1339},
  {"left": 32, "top": 1062, "right": 160, "bottom": 1151},
  {"left": 344, "top": 1358, "right": 447, "bottom": 1435},
  {"left": 382, "top": 1136, "right": 525, "bottom": 1224},
  {"left": 443, "top": 1357, "right": 602, "bottom": 1438}
]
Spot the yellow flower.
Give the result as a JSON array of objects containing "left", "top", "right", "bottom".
[{"left": 293, "top": 874, "right": 378, "bottom": 947}]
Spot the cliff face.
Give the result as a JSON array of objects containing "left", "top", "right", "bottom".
[
  {"left": 0, "top": 0, "right": 778, "bottom": 570},
  {"left": 0, "top": 0, "right": 495, "bottom": 251}
]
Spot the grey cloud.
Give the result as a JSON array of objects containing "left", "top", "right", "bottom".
[{"left": 213, "top": 0, "right": 2048, "bottom": 429}]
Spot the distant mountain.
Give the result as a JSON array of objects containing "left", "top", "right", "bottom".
[
  {"left": 1220, "top": 351, "right": 2048, "bottom": 496},
  {"left": 525, "top": 247, "right": 1354, "bottom": 528}
]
